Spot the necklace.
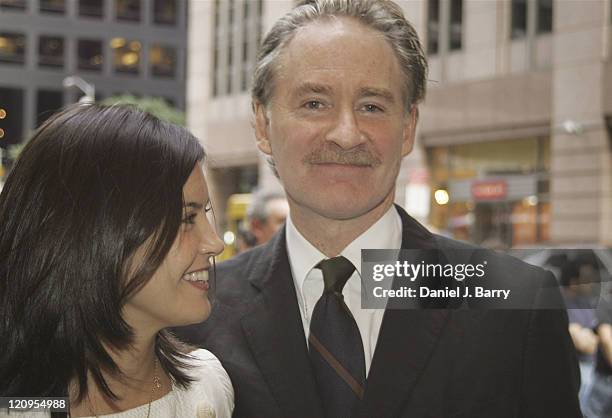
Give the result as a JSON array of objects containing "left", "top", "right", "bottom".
[{"left": 84, "top": 357, "right": 162, "bottom": 418}]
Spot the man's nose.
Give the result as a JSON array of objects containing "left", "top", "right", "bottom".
[{"left": 324, "top": 107, "right": 366, "bottom": 149}]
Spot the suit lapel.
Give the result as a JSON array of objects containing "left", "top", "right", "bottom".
[
  {"left": 240, "top": 228, "right": 323, "bottom": 418},
  {"left": 357, "top": 206, "right": 450, "bottom": 417}
]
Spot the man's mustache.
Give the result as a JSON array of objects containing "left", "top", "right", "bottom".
[{"left": 303, "top": 145, "right": 382, "bottom": 167}]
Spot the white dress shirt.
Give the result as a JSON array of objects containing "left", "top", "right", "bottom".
[{"left": 286, "top": 205, "right": 402, "bottom": 376}]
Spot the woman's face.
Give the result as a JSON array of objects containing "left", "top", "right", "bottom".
[{"left": 123, "top": 165, "right": 224, "bottom": 332}]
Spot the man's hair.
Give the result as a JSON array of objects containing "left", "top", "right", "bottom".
[
  {"left": 252, "top": 0, "right": 428, "bottom": 111},
  {"left": 0, "top": 104, "right": 203, "bottom": 401},
  {"left": 248, "top": 190, "right": 287, "bottom": 223}
]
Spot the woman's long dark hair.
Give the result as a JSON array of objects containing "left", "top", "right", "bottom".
[{"left": 0, "top": 104, "right": 204, "bottom": 402}]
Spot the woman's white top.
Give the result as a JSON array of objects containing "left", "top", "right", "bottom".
[{"left": 0, "top": 349, "right": 234, "bottom": 418}]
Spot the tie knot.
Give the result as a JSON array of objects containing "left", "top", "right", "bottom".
[{"left": 317, "top": 256, "right": 355, "bottom": 294}]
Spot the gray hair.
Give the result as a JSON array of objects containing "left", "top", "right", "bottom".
[
  {"left": 247, "top": 190, "right": 287, "bottom": 223},
  {"left": 251, "top": 0, "right": 428, "bottom": 111}
]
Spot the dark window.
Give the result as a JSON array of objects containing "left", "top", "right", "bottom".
[
  {"left": 212, "top": 0, "right": 220, "bottom": 97},
  {"left": 77, "top": 39, "right": 103, "bottom": 71},
  {"left": 0, "top": 32, "right": 26, "bottom": 65},
  {"left": 0, "top": 87, "right": 24, "bottom": 148},
  {"left": 111, "top": 38, "right": 140, "bottom": 75},
  {"left": 36, "top": 90, "right": 63, "bottom": 127},
  {"left": 427, "top": 0, "right": 439, "bottom": 55},
  {"left": 40, "top": 0, "right": 65, "bottom": 14},
  {"left": 150, "top": 44, "right": 176, "bottom": 78},
  {"left": 116, "top": 0, "right": 140, "bottom": 22},
  {"left": 449, "top": 0, "right": 463, "bottom": 50},
  {"left": 537, "top": 0, "right": 553, "bottom": 34},
  {"left": 153, "top": 0, "right": 177, "bottom": 25},
  {"left": 511, "top": 0, "right": 527, "bottom": 39},
  {"left": 227, "top": 0, "right": 234, "bottom": 94},
  {"left": 256, "top": 0, "right": 263, "bottom": 50},
  {"left": 79, "top": 0, "right": 103, "bottom": 18},
  {"left": 38, "top": 36, "right": 64, "bottom": 68},
  {"left": 0, "top": 0, "right": 26, "bottom": 11}
]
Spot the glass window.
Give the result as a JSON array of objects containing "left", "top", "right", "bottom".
[
  {"left": 0, "top": 87, "right": 24, "bottom": 148},
  {"left": 153, "top": 0, "right": 177, "bottom": 25},
  {"left": 537, "top": 0, "right": 553, "bottom": 34},
  {"left": 449, "top": 0, "right": 463, "bottom": 51},
  {"left": 0, "top": 0, "right": 26, "bottom": 11},
  {"left": 77, "top": 39, "right": 103, "bottom": 71},
  {"left": 150, "top": 44, "right": 176, "bottom": 78},
  {"left": 111, "top": 38, "right": 140, "bottom": 74},
  {"left": 116, "top": 0, "right": 140, "bottom": 22},
  {"left": 38, "top": 36, "right": 64, "bottom": 68},
  {"left": 511, "top": 0, "right": 527, "bottom": 39},
  {"left": 427, "top": 0, "right": 439, "bottom": 55},
  {"left": 79, "top": 0, "right": 103, "bottom": 18},
  {"left": 36, "top": 90, "right": 63, "bottom": 127},
  {"left": 40, "top": 0, "right": 65, "bottom": 14},
  {"left": 0, "top": 32, "right": 26, "bottom": 65}
]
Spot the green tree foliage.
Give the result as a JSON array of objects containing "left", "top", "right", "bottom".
[{"left": 100, "top": 95, "right": 186, "bottom": 126}]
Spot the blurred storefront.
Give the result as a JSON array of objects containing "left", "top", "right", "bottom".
[{"left": 428, "top": 137, "right": 550, "bottom": 248}]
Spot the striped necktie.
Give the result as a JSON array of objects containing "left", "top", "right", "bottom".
[{"left": 309, "top": 256, "right": 366, "bottom": 418}]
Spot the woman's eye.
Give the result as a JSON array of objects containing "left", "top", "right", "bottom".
[
  {"left": 204, "top": 201, "right": 213, "bottom": 213},
  {"left": 182, "top": 213, "right": 197, "bottom": 225}
]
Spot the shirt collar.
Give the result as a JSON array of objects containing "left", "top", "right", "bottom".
[{"left": 286, "top": 205, "right": 402, "bottom": 292}]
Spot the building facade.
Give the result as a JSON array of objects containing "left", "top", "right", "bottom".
[
  {"left": 0, "top": 0, "right": 187, "bottom": 166},
  {"left": 188, "top": 0, "right": 612, "bottom": 247}
]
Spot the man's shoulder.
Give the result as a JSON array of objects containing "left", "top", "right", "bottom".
[{"left": 431, "top": 233, "right": 556, "bottom": 290}]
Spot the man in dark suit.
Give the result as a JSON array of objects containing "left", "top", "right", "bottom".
[{"left": 177, "top": 0, "right": 581, "bottom": 416}]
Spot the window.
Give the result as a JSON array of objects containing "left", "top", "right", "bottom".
[
  {"left": 0, "top": 32, "right": 26, "bottom": 65},
  {"left": 153, "top": 0, "right": 177, "bottom": 25},
  {"left": 212, "top": 0, "right": 219, "bottom": 97},
  {"left": 150, "top": 44, "right": 176, "bottom": 78},
  {"left": 40, "top": 0, "right": 65, "bottom": 14},
  {"left": 227, "top": 0, "right": 234, "bottom": 94},
  {"left": 449, "top": 0, "right": 463, "bottom": 51},
  {"left": 0, "top": 87, "right": 24, "bottom": 147},
  {"left": 36, "top": 90, "right": 63, "bottom": 127},
  {"left": 427, "top": 0, "right": 439, "bottom": 55},
  {"left": 77, "top": 39, "right": 103, "bottom": 71},
  {"left": 38, "top": 36, "right": 64, "bottom": 68},
  {"left": 116, "top": 0, "right": 140, "bottom": 22},
  {"left": 111, "top": 38, "right": 140, "bottom": 74},
  {"left": 0, "top": 0, "right": 26, "bottom": 11},
  {"left": 511, "top": 0, "right": 527, "bottom": 39},
  {"left": 79, "top": 0, "right": 103, "bottom": 18},
  {"left": 536, "top": 0, "right": 553, "bottom": 34}
]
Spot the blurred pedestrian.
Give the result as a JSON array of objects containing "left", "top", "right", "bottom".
[{"left": 246, "top": 191, "right": 289, "bottom": 247}]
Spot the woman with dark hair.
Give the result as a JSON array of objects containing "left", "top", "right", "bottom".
[{"left": 0, "top": 104, "right": 232, "bottom": 417}]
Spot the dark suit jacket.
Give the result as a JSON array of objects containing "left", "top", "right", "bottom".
[{"left": 175, "top": 206, "right": 581, "bottom": 418}]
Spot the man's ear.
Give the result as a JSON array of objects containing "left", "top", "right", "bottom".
[
  {"left": 254, "top": 101, "right": 272, "bottom": 155},
  {"left": 401, "top": 105, "right": 418, "bottom": 157}
]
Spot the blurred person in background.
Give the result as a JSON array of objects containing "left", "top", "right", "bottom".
[
  {"left": 584, "top": 297, "right": 612, "bottom": 417},
  {"left": 0, "top": 104, "right": 232, "bottom": 417},
  {"left": 560, "top": 259, "right": 598, "bottom": 410},
  {"left": 246, "top": 190, "right": 289, "bottom": 248}
]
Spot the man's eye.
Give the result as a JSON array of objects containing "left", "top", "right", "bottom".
[
  {"left": 182, "top": 213, "right": 197, "bottom": 225},
  {"left": 304, "top": 100, "right": 324, "bottom": 110},
  {"left": 363, "top": 104, "right": 383, "bottom": 113}
]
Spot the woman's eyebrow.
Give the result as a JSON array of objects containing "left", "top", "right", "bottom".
[{"left": 184, "top": 202, "right": 204, "bottom": 210}]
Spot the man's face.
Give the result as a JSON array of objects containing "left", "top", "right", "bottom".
[{"left": 255, "top": 17, "right": 417, "bottom": 222}]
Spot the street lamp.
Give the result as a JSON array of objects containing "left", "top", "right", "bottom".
[{"left": 62, "top": 76, "right": 95, "bottom": 104}]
